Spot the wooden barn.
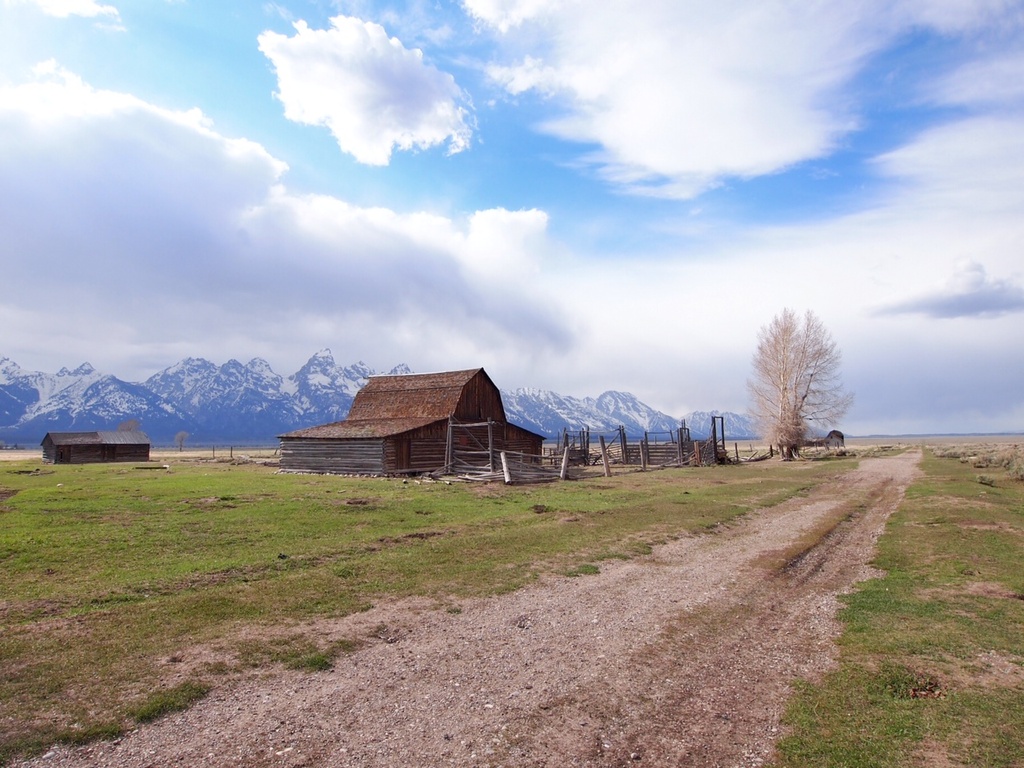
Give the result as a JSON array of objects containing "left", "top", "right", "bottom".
[
  {"left": 41, "top": 431, "right": 151, "bottom": 464},
  {"left": 278, "top": 368, "right": 544, "bottom": 475},
  {"left": 824, "top": 429, "right": 846, "bottom": 449}
]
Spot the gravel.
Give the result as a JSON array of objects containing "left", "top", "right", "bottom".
[{"left": 18, "top": 452, "right": 921, "bottom": 768}]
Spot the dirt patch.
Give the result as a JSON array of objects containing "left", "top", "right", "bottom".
[
  {"left": 13, "top": 452, "right": 922, "bottom": 768},
  {"left": 957, "top": 520, "right": 1022, "bottom": 535},
  {"left": 922, "top": 581, "right": 1024, "bottom": 602}
]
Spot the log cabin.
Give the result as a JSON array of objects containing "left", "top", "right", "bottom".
[{"left": 41, "top": 430, "right": 151, "bottom": 464}]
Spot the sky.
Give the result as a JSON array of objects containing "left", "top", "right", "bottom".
[{"left": 1, "top": 0, "right": 1023, "bottom": 436}]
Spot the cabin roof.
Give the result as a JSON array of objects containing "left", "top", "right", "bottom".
[{"left": 42, "top": 430, "right": 151, "bottom": 446}]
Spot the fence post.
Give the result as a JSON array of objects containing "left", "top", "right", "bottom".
[
  {"left": 599, "top": 436, "right": 611, "bottom": 477},
  {"left": 560, "top": 445, "right": 571, "bottom": 480},
  {"left": 487, "top": 420, "right": 495, "bottom": 472},
  {"left": 500, "top": 451, "right": 512, "bottom": 484},
  {"left": 640, "top": 437, "right": 648, "bottom": 471},
  {"left": 445, "top": 419, "right": 453, "bottom": 474}
]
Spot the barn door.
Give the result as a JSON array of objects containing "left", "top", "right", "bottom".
[{"left": 396, "top": 439, "right": 411, "bottom": 470}]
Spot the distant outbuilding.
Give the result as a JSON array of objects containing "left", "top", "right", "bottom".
[
  {"left": 41, "top": 431, "right": 151, "bottom": 464},
  {"left": 278, "top": 368, "right": 544, "bottom": 475},
  {"left": 824, "top": 429, "right": 845, "bottom": 449}
]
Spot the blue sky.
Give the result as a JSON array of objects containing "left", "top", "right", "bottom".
[{"left": 2, "top": 0, "right": 1023, "bottom": 435}]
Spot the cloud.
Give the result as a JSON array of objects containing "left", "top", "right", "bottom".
[
  {"left": 462, "top": 0, "right": 555, "bottom": 33},
  {"left": 874, "top": 261, "right": 1024, "bottom": 319},
  {"left": 8, "top": 0, "right": 120, "bottom": 22},
  {"left": 257, "top": 15, "right": 474, "bottom": 165},
  {"left": 0, "top": 64, "right": 567, "bottom": 378},
  {"left": 471, "top": 0, "right": 1019, "bottom": 198},
  {"left": 930, "top": 50, "right": 1024, "bottom": 109}
]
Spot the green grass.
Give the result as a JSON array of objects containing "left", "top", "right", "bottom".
[
  {"left": 772, "top": 448, "right": 1024, "bottom": 768},
  {"left": 129, "top": 681, "right": 211, "bottom": 723},
  {"left": 0, "top": 454, "right": 846, "bottom": 763}
]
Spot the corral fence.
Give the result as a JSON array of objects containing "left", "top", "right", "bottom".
[
  {"left": 549, "top": 416, "right": 730, "bottom": 472},
  {"left": 436, "top": 419, "right": 561, "bottom": 484}
]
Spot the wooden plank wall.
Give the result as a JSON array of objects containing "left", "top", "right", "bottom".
[
  {"left": 453, "top": 372, "right": 506, "bottom": 422},
  {"left": 280, "top": 438, "right": 385, "bottom": 474},
  {"left": 48, "top": 445, "right": 151, "bottom": 464}
]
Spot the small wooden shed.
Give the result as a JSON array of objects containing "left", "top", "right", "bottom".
[
  {"left": 41, "top": 431, "right": 151, "bottom": 464},
  {"left": 278, "top": 368, "right": 544, "bottom": 475},
  {"left": 824, "top": 430, "right": 845, "bottom": 449}
]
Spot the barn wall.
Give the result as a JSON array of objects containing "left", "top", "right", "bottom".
[
  {"left": 113, "top": 445, "right": 151, "bottom": 463},
  {"left": 66, "top": 445, "right": 105, "bottom": 464},
  {"left": 392, "top": 422, "right": 449, "bottom": 472},
  {"left": 452, "top": 372, "right": 506, "bottom": 422},
  {"left": 48, "top": 445, "right": 150, "bottom": 464},
  {"left": 504, "top": 424, "right": 543, "bottom": 457},
  {"left": 280, "top": 438, "right": 385, "bottom": 474}
]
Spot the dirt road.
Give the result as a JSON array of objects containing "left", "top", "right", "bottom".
[{"left": 20, "top": 451, "right": 921, "bottom": 768}]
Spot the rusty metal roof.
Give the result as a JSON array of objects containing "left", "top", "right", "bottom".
[{"left": 42, "top": 431, "right": 151, "bottom": 446}]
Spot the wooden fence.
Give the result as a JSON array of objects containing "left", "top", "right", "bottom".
[
  {"left": 551, "top": 417, "right": 730, "bottom": 471},
  {"left": 437, "top": 420, "right": 560, "bottom": 484},
  {"left": 437, "top": 417, "right": 734, "bottom": 484}
]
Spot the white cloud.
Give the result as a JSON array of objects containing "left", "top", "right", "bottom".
[
  {"left": 462, "top": 0, "right": 555, "bottom": 32},
  {"left": 473, "top": 0, "right": 1021, "bottom": 198},
  {"left": 870, "top": 115, "right": 1024, "bottom": 218},
  {"left": 0, "top": 65, "right": 567, "bottom": 380},
  {"left": 257, "top": 15, "right": 474, "bottom": 165},
  {"left": 461, "top": 207, "right": 549, "bottom": 280},
  {"left": 931, "top": 50, "right": 1024, "bottom": 108},
  {"left": 486, "top": 55, "right": 559, "bottom": 96}
]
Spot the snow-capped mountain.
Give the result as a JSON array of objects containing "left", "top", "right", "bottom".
[
  {"left": 0, "top": 357, "right": 188, "bottom": 442},
  {"left": 146, "top": 357, "right": 298, "bottom": 442},
  {"left": 501, "top": 388, "right": 756, "bottom": 440},
  {"left": 0, "top": 352, "right": 758, "bottom": 445},
  {"left": 286, "top": 351, "right": 376, "bottom": 423},
  {"left": 501, "top": 388, "right": 681, "bottom": 438},
  {"left": 682, "top": 410, "right": 758, "bottom": 442}
]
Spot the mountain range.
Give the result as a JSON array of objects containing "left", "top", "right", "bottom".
[{"left": 0, "top": 350, "right": 757, "bottom": 446}]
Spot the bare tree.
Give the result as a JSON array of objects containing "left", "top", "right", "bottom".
[
  {"left": 747, "top": 309, "right": 853, "bottom": 460},
  {"left": 175, "top": 431, "right": 189, "bottom": 452},
  {"left": 118, "top": 418, "right": 141, "bottom": 431}
]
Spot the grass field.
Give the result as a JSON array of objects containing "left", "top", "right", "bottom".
[
  {"left": 2, "top": 444, "right": 1021, "bottom": 766},
  {"left": 0, "top": 452, "right": 841, "bottom": 763},
  {"left": 772, "top": 443, "right": 1024, "bottom": 767}
]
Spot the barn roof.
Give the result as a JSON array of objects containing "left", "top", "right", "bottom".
[
  {"left": 280, "top": 417, "right": 440, "bottom": 440},
  {"left": 280, "top": 368, "right": 512, "bottom": 440},
  {"left": 346, "top": 368, "right": 490, "bottom": 422},
  {"left": 42, "top": 430, "right": 151, "bottom": 446}
]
